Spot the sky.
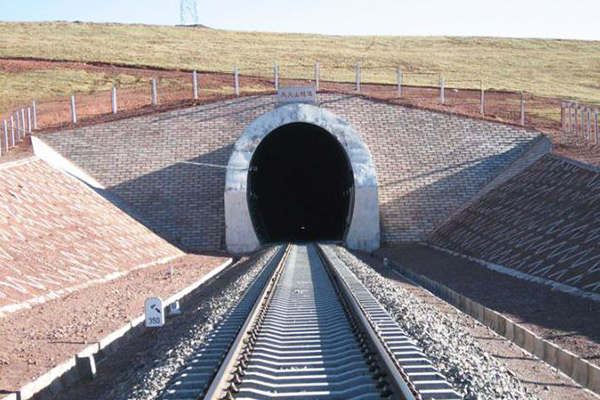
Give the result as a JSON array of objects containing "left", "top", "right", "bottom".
[{"left": 1, "top": 0, "right": 599, "bottom": 40}]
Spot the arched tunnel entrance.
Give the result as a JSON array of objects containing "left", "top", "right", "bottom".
[{"left": 247, "top": 122, "right": 354, "bottom": 243}]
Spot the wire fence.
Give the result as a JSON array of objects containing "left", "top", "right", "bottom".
[{"left": 0, "top": 62, "right": 577, "bottom": 157}]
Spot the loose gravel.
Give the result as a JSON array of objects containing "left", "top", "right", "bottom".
[
  {"left": 93, "top": 247, "right": 278, "bottom": 400},
  {"left": 330, "top": 245, "right": 539, "bottom": 400}
]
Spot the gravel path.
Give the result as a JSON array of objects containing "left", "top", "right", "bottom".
[
  {"left": 329, "top": 245, "right": 538, "bottom": 400},
  {"left": 57, "top": 247, "right": 279, "bottom": 400}
]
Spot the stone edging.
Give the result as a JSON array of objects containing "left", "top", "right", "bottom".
[
  {"left": 375, "top": 254, "right": 600, "bottom": 397},
  {"left": 0, "top": 258, "right": 234, "bottom": 400}
]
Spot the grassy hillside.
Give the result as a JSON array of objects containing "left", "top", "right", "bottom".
[{"left": 1, "top": 22, "right": 599, "bottom": 103}]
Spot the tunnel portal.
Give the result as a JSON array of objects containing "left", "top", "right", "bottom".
[{"left": 247, "top": 122, "right": 354, "bottom": 243}]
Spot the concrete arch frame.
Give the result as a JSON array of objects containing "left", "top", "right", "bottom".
[{"left": 225, "top": 103, "right": 380, "bottom": 253}]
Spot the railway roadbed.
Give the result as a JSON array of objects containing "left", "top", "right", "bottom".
[{"left": 44, "top": 243, "right": 579, "bottom": 400}]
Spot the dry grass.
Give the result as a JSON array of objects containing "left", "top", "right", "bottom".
[
  {"left": 0, "top": 68, "right": 144, "bottom": 113},
  {"left": 1, "top": 22, "right": 599, "bottom": 104}
]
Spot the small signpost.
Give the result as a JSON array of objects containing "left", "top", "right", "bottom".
[
  {"left": 277, "top": 86, "right": 317, "bottom": 105},
  {"left": 145, "top": 297, "right": 165, "bottom": 328}
]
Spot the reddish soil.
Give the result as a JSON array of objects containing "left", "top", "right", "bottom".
[
  {"left": 0, "top": 253, "right": 227, "bottom": 394},
  {"left": 353, "top": 251, "right": 598, "bottom": 400},
  {"left": 374, "top": 244, "right": 600, "bottom": 368},
  {"left": 3, "top": 57, "right": 598, "bottom": 166}
]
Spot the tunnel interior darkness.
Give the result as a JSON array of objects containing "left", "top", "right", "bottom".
[{"left": 247, "top": 122, "right": 354, "bottom": 243}]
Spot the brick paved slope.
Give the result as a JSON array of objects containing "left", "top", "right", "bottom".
[
  {"left": 39, "top": 94, "right": 543, "bottom": 251},
  {"left": 0, "top": 158, "right": 182, "bottom": 312},
  {"left": 429, "top": 155, "right": 600, "bottom": 295}
]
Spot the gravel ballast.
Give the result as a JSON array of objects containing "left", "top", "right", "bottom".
[
  {"left": 329, "top": 245, "right": 538, "bottom": 400},
  {"left": 57, "top": 247, "right": 279, "bottom": 400}
]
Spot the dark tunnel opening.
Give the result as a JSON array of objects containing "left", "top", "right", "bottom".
[{"left": 247, "top": 122, "right": 354, "bottom": 243}]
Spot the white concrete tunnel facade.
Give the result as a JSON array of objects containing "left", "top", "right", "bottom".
[{"left": 225, "top": 103, "right": 380, "bottom": 253}]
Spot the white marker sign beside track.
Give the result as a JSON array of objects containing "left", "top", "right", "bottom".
[{"left": 145, "top": 297, "right": 165, "bottom": 328}]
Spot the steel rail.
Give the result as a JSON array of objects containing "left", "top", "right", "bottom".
[
  {"left": 316, "top": 245, "right": 418, "bottom": 400},
  {"left": 202, "top": 244, "right": 292, "bottom": 399}
]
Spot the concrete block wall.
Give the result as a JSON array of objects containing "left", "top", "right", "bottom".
[{"left": 38, "top": 94, "right": 543, "bottom": 252}]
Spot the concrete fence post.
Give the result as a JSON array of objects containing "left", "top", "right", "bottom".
[
  {"left": 397, "top": 68, "right": 403, "bottom": 98},
  {"left": 21, "top": 109, "right": 26, "bottom": 136},
  {"left": 440, "top": 76, "right": 445, "bottom": 104},
  {"left": 571, "top": 103, "right": 576, "bottom": 133},
  {"left": 151, "top": 79, "right": 158, "bottom": 106},
  {"left": 192, "top": 71, "right": 198, "bottom": 100},
  {"left": 314, "top": 61, "right": 319, "bottom": 92},
  {"left": 32, "top": 100, "right": 37, "bottom": 130},
  {"left": 355, "top": 63, "right": 361, "bottom": 92},
  {"left": 573, "top": 102, "right": 579, "bottom": 137},
  {"left": 27, "top": 107, "right": 32, "bottom": 134},
  {"left": 70, "top": 95, "right": 77, "bottom": 124},
  {"left": 273, "top": 62, "right": 279, "bottom": 91},
  {"left": 568, "top": 103, "right": 572, "bottom": 133},
  {"left": 588, "top": 108, "right": 593, "bottom": 143},
  {"left": 594, "top": 108, "right": 598, "bottom": 144},
  {"left": 560, "top": 102, "right": 565, "bottom": 131},
  {"left": 111, "top": 86, "right": 118, "bottom": 114},
  {"left": 15, "top": 112, "right": 21, "bottom": 141},
  {"left": 480, "top": 82, "right": 485, "bottom": 115},
  {"left": 520, "top": 92, "right": 525, "bottom": 126},
  {"left": 3, "top": 119, "right": 8, "bottom": 153},
  {"left": 581, "top": 106, "right": 585, "bottom": 139},
  {"left": 9, "top": 115, "right": 14, "bottom": 145},
  {"left": 234, "top": 67, "right": 240, "bottom": 97}
]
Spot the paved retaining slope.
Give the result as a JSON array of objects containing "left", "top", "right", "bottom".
[
  {"left": 429, "top": 154, "right": 600, "bottom": 296},
  {"left": 0, "top": 158, "right": 182, "bottom": 314}
]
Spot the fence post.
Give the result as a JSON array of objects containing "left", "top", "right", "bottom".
[
  {"left": 192, "top": 71, "right": 198, "bottom": 100},
  {"left": 10, "top": 115, "right": 14, "bottom": 145},
  {"left": 151, "top": 79, "right": 158, "bottom": 105},
  {"left": 3, "top": 120, "right": 8, "bottom": 153},
  {"left": 355, "top": 63, "right": 361, "bottom": 92},
  {"left": 273, "top": 62, "right": 279, "bottom": 91},
  {"left": 588, "top": 107, "right": 593, "bottom": 142},
  {"left": 314, "top": 61, "right": 319, "bottom": 92},
  {"left": 440, "top": 76, "right": 445, "bottom": 104},
  {"left": 579, "top": 106, "right": 585, "bottom": 136},
  {"left": 32, "top": 100, "right": 37, "bottom": 130},
  {"left": 575, "top": 103, "right": 580, "bottom": 136},
  {"left": 15, "top": 112, "right": 21, "bottom": 141},
  {"left": 21, "top": 109, "right": 27, "bottom": 136},
  {"left": 234, "top": 67, "right": 240, "bottom": 97},
  {"left": 397, "top": 68, "right": 403, "bottom": 98},
  {"left": 595, "top": 108, "right": 598, "bottom": 145},
  {"left": 70, "top": 95, "right": 77, "bottom": 124},
  {"left": 27, "top": 107, "right": 32, "bottom": 134},
  {"left": 480, "top": 82, "right": 485, "bottom": 115},
  {"left": 560, "top": 102, "right": 565, "bottom": 131},
  {"left": 568, "top": 103, "right": 573, "bottom": 133},
  {"left": 111, "top": 86, "right": 118, "bottom": 114},
  {"left": 520, "top": 92, "right": 525, "bottom": 126}
]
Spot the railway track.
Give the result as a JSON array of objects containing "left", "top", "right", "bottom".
[{"left": 161, "top": 243, "right": 461, "bottom": 400}]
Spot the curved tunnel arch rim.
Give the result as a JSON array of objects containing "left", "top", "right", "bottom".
[{"left": 224, "top": 102, "right": 380, "bottom": 253}]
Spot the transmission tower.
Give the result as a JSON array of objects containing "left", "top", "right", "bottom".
[{"left": 180, "top": 0, "right": 199, "bottom": 25}]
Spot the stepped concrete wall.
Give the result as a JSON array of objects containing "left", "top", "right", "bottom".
[
  {"left": 0, "top": 158, "right": 182, "bottom": 315},
  {"left": 36, "top": 94, "right": 545, "bottom": 252},
  {"left": 429, "top": 155, "right": 600, "bottom": 295}
]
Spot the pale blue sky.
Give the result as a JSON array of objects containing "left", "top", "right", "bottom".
[{"left": 1, "top": 0, "right": 599, "bottom": 40}]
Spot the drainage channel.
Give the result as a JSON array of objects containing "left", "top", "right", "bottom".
[{"left": 161, "top": 243, "right": 461, "bottom": 400}]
